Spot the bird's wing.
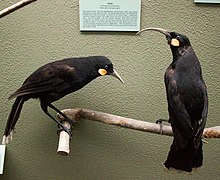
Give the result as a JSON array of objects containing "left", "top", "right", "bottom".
[
  {"left": 194, "top": 82, "right": 208, "bottom": 149},
  {"left": 167, "top": 79, "right": 194, "bottom": 141},
  {"left": 201, "top": 84, "right": 208, "bottom": 129},
  {"left": 9, "top": 63, "right": 77, "bottom": 99}
]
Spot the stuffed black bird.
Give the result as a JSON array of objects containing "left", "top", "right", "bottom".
[
  {"left": 137, "top": 28, "right": 208, "bottom": 172},
  {"left": 2, "top": 56, "right": 124, "bottom": 145}
]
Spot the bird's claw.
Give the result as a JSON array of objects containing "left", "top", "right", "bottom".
[
  {"left": 156, "top": 119, "right": 167, "bottom": 135},
  {"left": 156, "top": 119, "right": 168, "bottom": 124},
  {"left": 202, "top": 137, "right": 208, "bottom": 144},
  {"left": 63, "top": 116, "right": 77, "bottom": 126}
]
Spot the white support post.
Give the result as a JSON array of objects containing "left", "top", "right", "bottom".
[{"left": 57, "top": 121, "right": 71, "bottom": 156}]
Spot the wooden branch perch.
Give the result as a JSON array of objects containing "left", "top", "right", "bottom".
[
  {"left": 0, "top": 0, "right": 37, "bottom": 18},
  {"left": 58, "top": 108, "right": 220, "bottom": 139},
  {"left": 56, "top": 108, "right": 219, "bottom": 156}
]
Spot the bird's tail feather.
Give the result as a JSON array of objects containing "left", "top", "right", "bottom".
[
  {"left": 164, "top": 140, "right": 203, "bottom": 172},
  {"left": 2, "top": 96, "right": 25, "bottom": 145}
]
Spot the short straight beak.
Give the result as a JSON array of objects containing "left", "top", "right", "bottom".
[{"left": 111, "top": 69, "right": 124, "bottom": 83}]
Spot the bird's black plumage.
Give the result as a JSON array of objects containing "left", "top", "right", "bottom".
[
  {"left": 137, "top": 28, "right": 208, "bottom": 172},
  {"left": 164, "top": 31, "right": 208, "bottom": 172},
  {"left": 2, "top": 56, "right": 124, "bottom": 144}
]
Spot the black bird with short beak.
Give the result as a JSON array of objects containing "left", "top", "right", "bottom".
[
  {"left": 137, "top": 28, "right": 208, "bottom": 172},
  {"left": 2, "top": 56, "right": 124, "bottom": 145}
]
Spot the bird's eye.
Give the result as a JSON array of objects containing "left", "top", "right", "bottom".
[
  {"left": 176, "top": 36, "right": 180, "bottom": 40},
  {"left": 104, "top": 65, "right": 108, "bottom": 69}
]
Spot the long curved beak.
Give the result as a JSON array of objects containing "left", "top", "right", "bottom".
[
  {"left": 110, "top": 69, "right": 124, "bottom": 83},
  {"left": 136, "top": 27, "right": 171, "bottom": 37}
]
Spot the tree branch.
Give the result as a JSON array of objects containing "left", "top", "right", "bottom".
[
  {"left": 58, "top": 108, "right": 220, "bottom": 139},
  {"left": 0, "top": 0, "right": 37, "bottom": 18}
]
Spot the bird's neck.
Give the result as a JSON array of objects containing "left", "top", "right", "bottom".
[
  {"left": 80, "top": 68, "right": 100, "bottom": 86},
  {"left": 171, "top": 45, "right": 189, "bottom": 62},
  {"left": 170, "top": 46, "right": 202, "bottom": 77}
]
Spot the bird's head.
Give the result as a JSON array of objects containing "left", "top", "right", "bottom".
[
  {"left": 95, "top": 56, "right": 124, "bottom": 83},
  {"left": 136, "top": 27, "right": 192, "bottom": 59},
  {"left": 166, "top": 31, "right": 191, "bottom": 48},
  {"left": 137, "top": 27, "right": 191, "bottom": 48}
]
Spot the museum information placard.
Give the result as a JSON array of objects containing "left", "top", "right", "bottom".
[{"left": 79, "top": 0, "right": 141, "bottom": 31}]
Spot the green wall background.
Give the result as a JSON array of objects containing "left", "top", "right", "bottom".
[{"left": 1, "top": 0, "right": 220, "bottom": 179}]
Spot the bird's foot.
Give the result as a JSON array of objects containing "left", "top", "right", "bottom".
[
  {"left": 66, "top": 117, "right": 77, "bottom": 126},
  {"left": 202, "top": 137, "right": 208, "bottom": 144},
  {"left": 57, "top": 116, "right": 76, "bottom": 139},
  {"left": 156, "top": 119, "right": 168, "bottom": 124},
  {"left": 58, "top": 113, "right": 77, "bottom": 126},
  {"left": 156, "top": 119, "right": 168, "bottom": 134}
]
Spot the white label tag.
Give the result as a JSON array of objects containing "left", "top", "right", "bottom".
[{"left": 79, "top": 0, "right": 141, "bottom": 31}]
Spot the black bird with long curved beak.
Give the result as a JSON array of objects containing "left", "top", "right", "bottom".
[
  {"left": 2, "top": 56, "right": 124, "bottom": 145},
  {"left": 137, "top": 28, "right": 208, "bottom": 172}
]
